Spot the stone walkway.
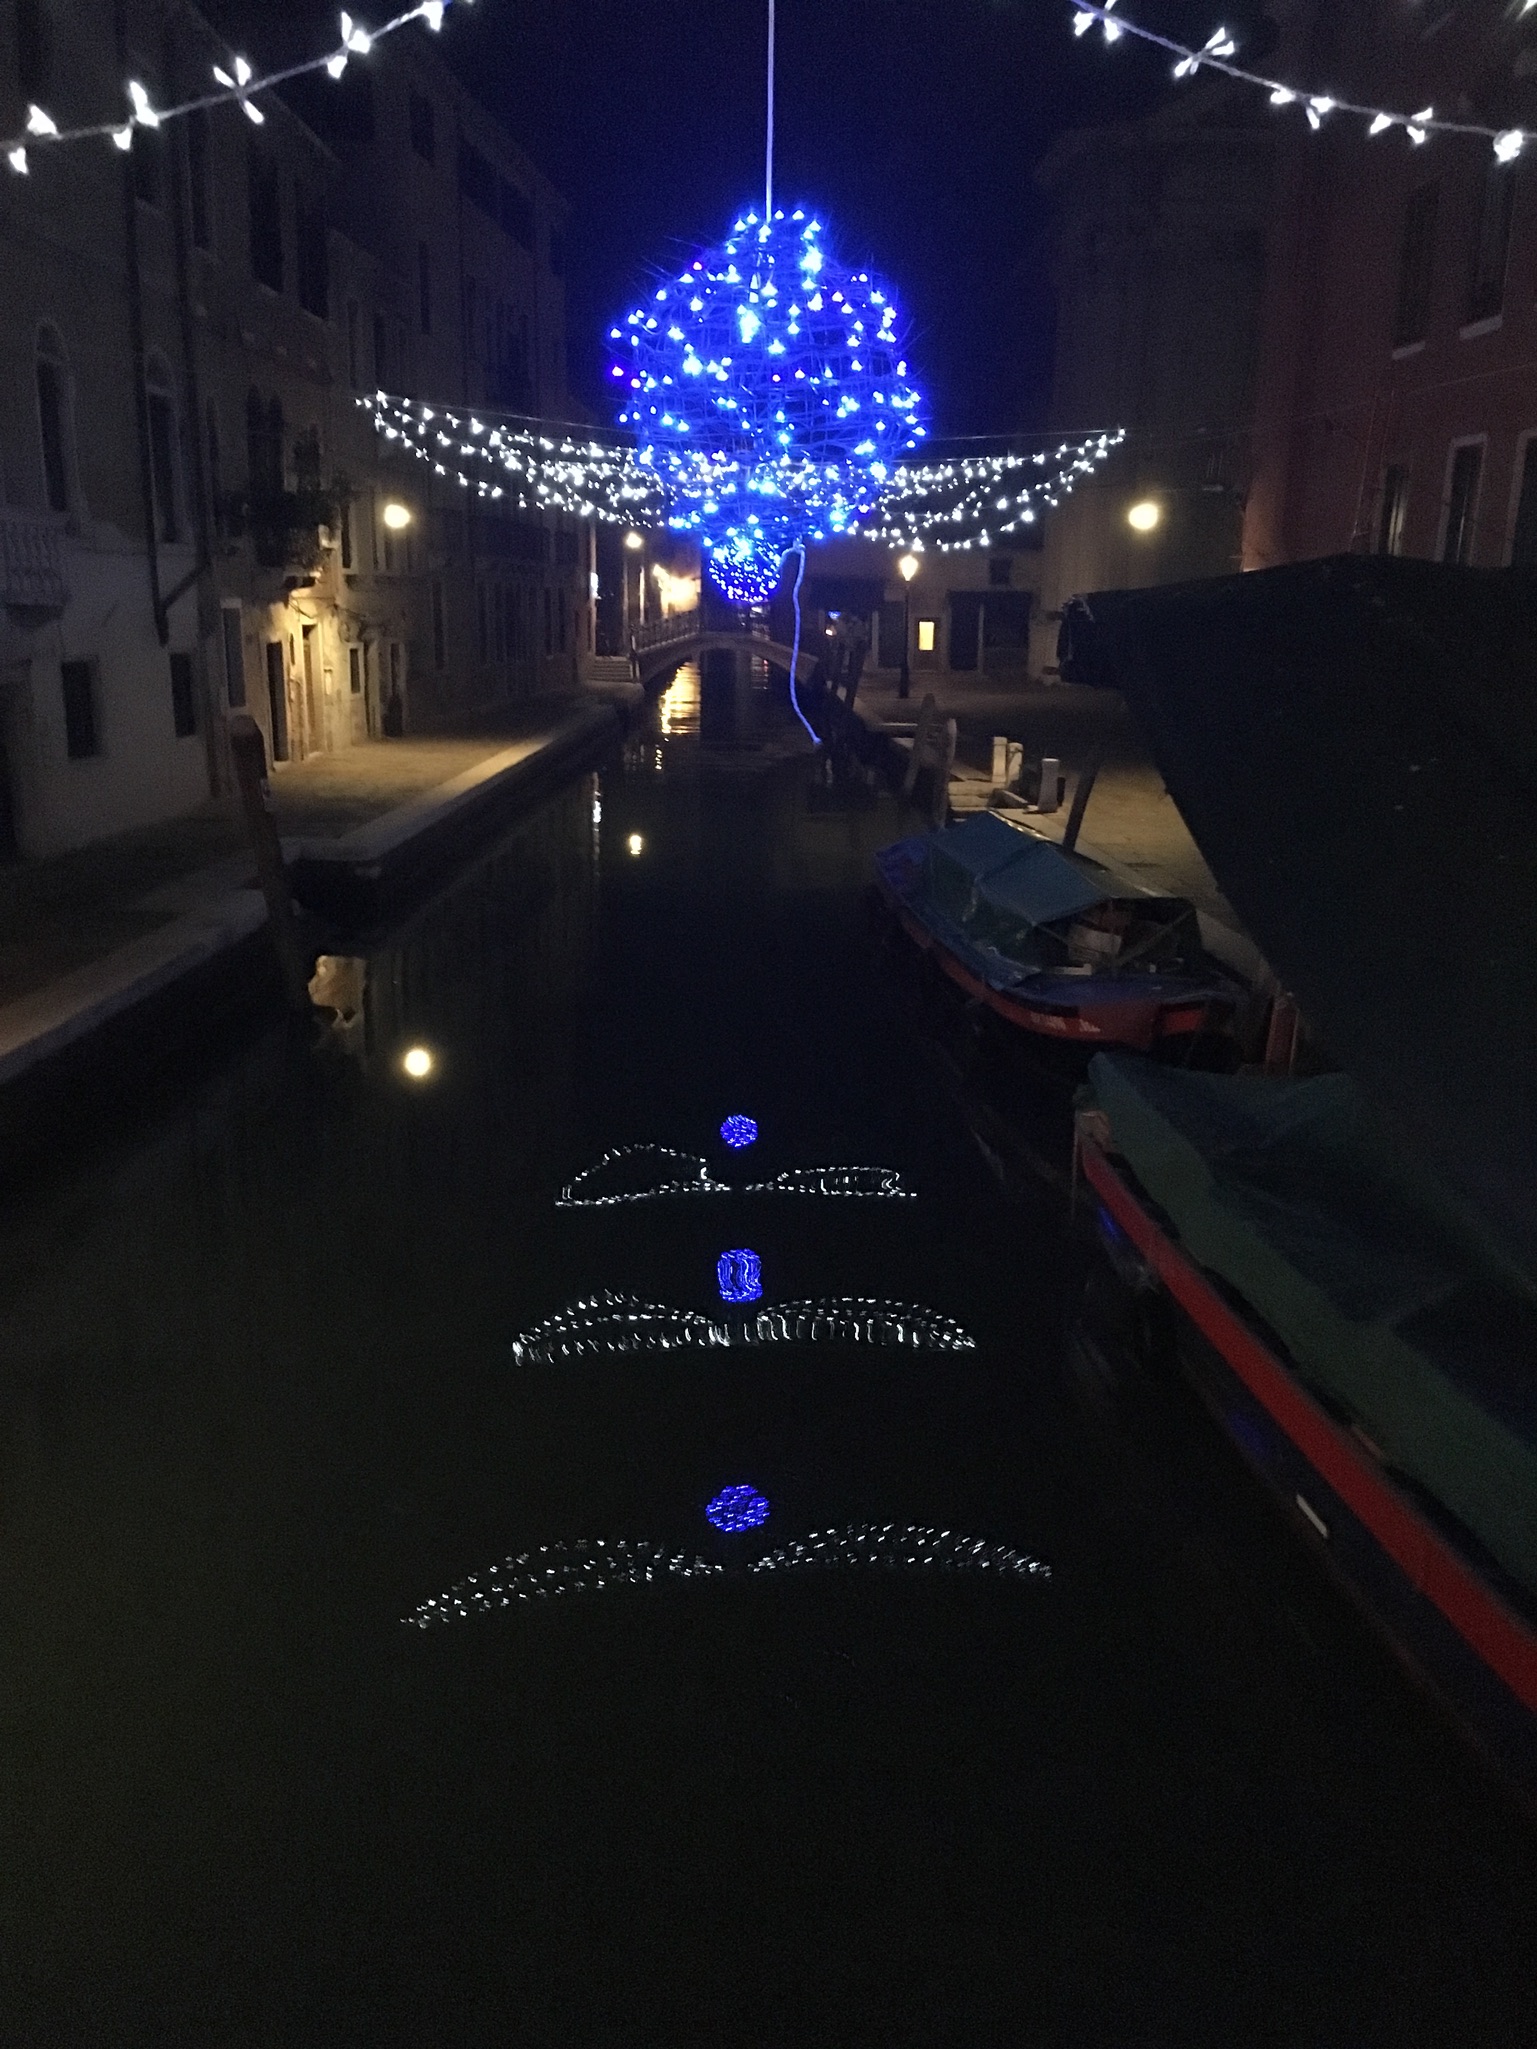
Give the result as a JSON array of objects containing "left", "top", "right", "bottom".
[
  {"left": 856, "top": 673, "right": 1242, "bottom": 928},
  {"left": 0, "top": 697, "right": 593, "bottom": 1005}
]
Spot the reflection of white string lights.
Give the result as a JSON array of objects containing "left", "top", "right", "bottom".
[
  {"left": 4, "top": 4, "right": 467, "bottom": 176},
  {"left": 405, "top": 1524, "right": 1049, "bottom": 1626},
  {"left": 752, "top": 1526, "right": 1051, "bottom": 1581},
  {"left": 406, "top": 1540, "right": 723, "bottom": 1625},
  {"left": 1069, "top": 3, "right": 1533, "bottom": 160},
  {"left": 508, "top": 1290, "right": 975, "bottom": 1365},
  {"left": 555, "top": 1144, "right": 915, "bottom": 1208}
]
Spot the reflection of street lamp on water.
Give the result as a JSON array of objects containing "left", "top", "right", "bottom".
[{"left": 897, "top": 552, "right": 920, "bottom": 700}]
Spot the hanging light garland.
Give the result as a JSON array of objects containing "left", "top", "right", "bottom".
[
  {"left": 361, "top": 392, "right": 666, "bottom": 524},
  {"left": 3, "top": 4, "right": 467, "bottom": 177},
  {"left": 1070, "top": 2, "right": 1535, "bottom": 162}
]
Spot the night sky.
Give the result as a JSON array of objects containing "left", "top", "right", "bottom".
[{"left": 444, "top": 0, "right": 1280, "bottom": 433}]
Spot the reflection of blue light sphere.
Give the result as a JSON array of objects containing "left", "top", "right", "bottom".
[
  {"left": 613, "top": 208, "right": 926, "bottom": 606},
  {"left": 720, "top": 1115, "right": 758, "bottom": 1150},
  {"left": 706, "top": 1486, "right": 771, "bottom": 1533},
  {"left": 716, "top": 1249, "right": 763, "bottom": 1305}
]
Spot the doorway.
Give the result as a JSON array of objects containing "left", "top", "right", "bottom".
[
  {"left": 949, "top": 593, "right": 982, "bottom": 672},
  {"left": 301, "top": 625, "right": 319, "bottom": 754},
  {"left": 265, "top": 641, "right": 290, "bottom": 762}
]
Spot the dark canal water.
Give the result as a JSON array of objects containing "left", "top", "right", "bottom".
[{"left": 1, "top": 672, "right": 1532, "bottom": 2045}]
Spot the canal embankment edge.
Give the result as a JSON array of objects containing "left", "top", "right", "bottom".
[{"left": 0, "top": 701, "right": 623, "bottom": 1160}]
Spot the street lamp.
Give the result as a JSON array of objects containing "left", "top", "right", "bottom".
[
  {"left": 1126, "top": 499, "right": 1161, "bottom": 533},
  {"left": 897, "top": 552, "right": 920, "bottom": 700},
  {"left": 381, "top": 501, "right": 413, "bottom": 531}
]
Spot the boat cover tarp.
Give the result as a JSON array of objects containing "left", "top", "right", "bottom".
[
  {"left": 925, "top": 813, "right": 1108, "bottom": 933},
  {"left": 1088, "top": 1053, "right": 1537, "bottom": 1595},
  {"left": 1060, "top": 557, "right": 1537, "bottom": 1289}
]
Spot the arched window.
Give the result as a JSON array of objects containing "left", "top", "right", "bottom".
[
  {"left": 34, "top": 324, "right": 73, "bottom": 516},
  {"left": 244, "top": 387, "right": 284, "bottom": 496},
  {"left": 144, "top": 352, "right": 181, "bottom": 543}
]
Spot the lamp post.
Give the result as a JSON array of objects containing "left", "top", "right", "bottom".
[{"left": 897, "top": 551, "right": 919, "bottom": 700}]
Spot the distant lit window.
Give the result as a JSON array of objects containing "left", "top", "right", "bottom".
[
  {"left": 1510, "top": 440, "right": 1537, "bottom": 567},
  {"left": 169, "top": 650, "right": 197, "bottom": 738},
  {"left": 1377, "top": 466, "right": 1408, "bottom": 556},
  {"left": 61, "top": 659, "right": 98, "bottom": 758},
  {"left": 916, "top": 618, "right": 937, "bottom": 654},
  {"left": 1468, "top": 162, "right": 1515, "bottom": 325},
  {"left": 1393, "top": 183, "right": 1438, "bottom": 348},
  {"left": 35, "top": 324, "right": 73, "bottom": 515},
  {"left": 408, "top": 91, "right": 435, "bottom": 163},
  {"left": 145, "top": 354, "right": 181, "bottom": 543},
  {"left": 1441, "top": 441, "right": 1483, "bottom": 566}
]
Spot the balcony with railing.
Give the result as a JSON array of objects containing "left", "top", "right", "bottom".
[{"left": 0, "top": 507, "right": 68, "bottom": 614}]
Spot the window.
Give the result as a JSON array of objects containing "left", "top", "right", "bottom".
[
  {"left": 35, "top": 327, "right": 71, "bottom": 515},
  {"left": 340, "top": 498, "right": 353, "bottom": 570},
  {"left": 131, "top": 126, "right": 162, "bottom": 208},
  {"left": 207, "top": 400, "right": 223, "bottom": 538},
  {"left": 477, "top": 582, "right": 488, "bottom": 660},
  {"left": 457, "top": 138, "right": 496, "bottom": 216},
  {"left": 221, "top": 604, "right": 246, "bottom": 707},
  {"left": 543, "top": 585, "right": 553, "bottom": 655},
  {"left": 558, "top": 588, "right": 567, "bottom": 653},
  {"left": 1393, "top": 184, "right": 1438, "bottom": 348},
  {"left": 349, "top": 645, "right": 363, "bottom": 696},
  {"left": 373, "top": 311, "right": 387, "bottom": 388},
  {"left": 296, "top": 189, "right": 329, "bottom": 319},
  {"left": 418, "top": 242, "right": 432, "bottom": 336},
  {"left": 1377, "top": 465, "right": 1408, "bottom": 556},
  {"left": 409, "top": 92, "right": 435, "bottom": 162},
  {"left": 187, "top": 108, "right": 212, "bottom": 250},
  {"left": 500, "top": 179, "right": 533, "bottom": 250},
  {"left": 61, "top": 659, "right": 98, "bottom": 758},
  {"left": 16, "top": 0, "right": 54, "bottom": 101},
  {"left": 169, "top": 651, "right": 197, "bottom": 737},
  {"left": 1468, "top": 163, "right": 1515, "bottom": 325},
  {"left": 1441, "top": 441, "right": 1483, "bottom": 565},
  {"left": 916, "top": 618, "right": 938, "bottom": 654},
  {"left": 494, "top": 584, "right": 506, "bottom": 661},
  {"left": 246, "top": 387, "right": 284, "bottom": 495},
  {"left": 1511, "top": 439, "right": 1537, "bottom": 566},
  {"left": 432, "top": 581, "right": 446, "bottom": 668},
  {"left": 988, "top": 555, "right": 1013, "bottom": 588},
  {"left": 145, "top": 358, "right": 181, "bottom": 543},
  {"left": 347, "top": 301, "right": 360, "bottom": 388},
  {"left": 249, "top": 149, "right": 283, "bottom": 291}
]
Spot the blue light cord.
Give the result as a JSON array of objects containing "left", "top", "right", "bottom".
[{"left": 784, "top": 544, "right": 819, "bottom": 747}]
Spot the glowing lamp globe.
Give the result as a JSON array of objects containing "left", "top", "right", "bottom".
[
  {"left": 706, "top": 1486, "right": 772, "bottom": 1534},
  {"left": 613, "top": 208, "right": 926, "bottom": 605}
]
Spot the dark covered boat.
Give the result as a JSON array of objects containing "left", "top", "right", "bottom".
[
  {"left": 1062, "top": 557, "right": 1537, "bottom": 1801},
  {"left": 874, "top": 811, "right": 1239, "bottom": 1051}
]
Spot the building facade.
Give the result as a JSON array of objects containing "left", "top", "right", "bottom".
[
  {"left": 0, "top": 0, "right": 585, "bottom": 863},
  {"left": 1031, "top": 88, "right": 1274, "bottom": 673},
  {"left": 1242, "top": 0, "right": 1537, "bottom": 573}
]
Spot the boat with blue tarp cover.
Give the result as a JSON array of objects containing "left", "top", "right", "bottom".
[
  {"left": 1077, "top": 1053, "right": 1537, "bottom": 1802},
  {"left": 874, "top": 811, "right": 1240, "bottom": 1051}
]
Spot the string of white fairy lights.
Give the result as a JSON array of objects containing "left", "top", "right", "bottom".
[
  {"left": 1071, "top": 2, "right": 1537, "bottom": 162},
  {"left": 366, "top": 389, "right": 1125, "bottom": 551},
  {"left": 3, "top": 3, "right": 468, "bottom": 177}
]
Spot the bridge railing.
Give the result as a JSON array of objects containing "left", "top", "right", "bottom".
[{"left": 633, "top": 608, "right": 700, "bottom": 653}]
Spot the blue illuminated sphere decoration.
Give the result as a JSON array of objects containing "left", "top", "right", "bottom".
[
  {"left": 612, "top": 208, "right": 927, "bottom": 605},
  {"left": 706, "top": 1485, "right": 772, "bottom": 1534},
  {"left": 716, "top": 1249, "right": 764, "bottom": 1305},
  {"left": 720, "top": 1115, "right": 758, "bottom": 1150}
]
